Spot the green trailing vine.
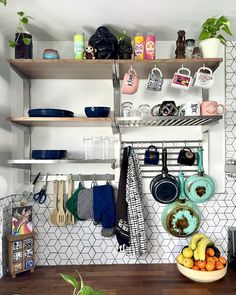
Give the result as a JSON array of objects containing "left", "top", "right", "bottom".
[
  {"left": 8, "top": 11, "right": 31, "bottom": 48},
  {"left": 0, "top": 0, "right": 7, "bottom": 6}
]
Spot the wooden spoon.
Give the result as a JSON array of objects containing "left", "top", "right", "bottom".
[
  {"left": 50, "top": 180, "right": 58, "bottom": 225},
  {"left": 56, "top": 180, "right": 66, "bottom": 226},
  {"left": 66, "top": 176, "right": 74, "bottom": 225}
]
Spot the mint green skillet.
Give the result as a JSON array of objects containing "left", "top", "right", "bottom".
[{"left": 185, "top": 146, "right": 215, "bottom": 203}]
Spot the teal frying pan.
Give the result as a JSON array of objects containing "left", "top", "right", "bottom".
[
  {"left": 161, "top": 170, "right": 201, "bottom": 237},
  {"left": 185, "top": 146, "right": 215, "bottom": 203}
]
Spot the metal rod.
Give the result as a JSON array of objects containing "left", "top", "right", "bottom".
[{"left": 31, "top": 174, "right": 115, "bottom": 182}]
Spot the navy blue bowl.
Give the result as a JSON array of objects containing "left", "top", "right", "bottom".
[
  {"left": 32, "top": 150, "right": 67, "bottom": 159},
  {"left": 84, "top": 107, "right": 110, "bottom": 118},
  {"left": 28, "top": 108, "right": 74, "bottom": 117}
]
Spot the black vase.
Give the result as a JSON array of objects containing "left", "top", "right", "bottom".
[{"left": 15, "top": 32, "right": 33, "bottom": 59}]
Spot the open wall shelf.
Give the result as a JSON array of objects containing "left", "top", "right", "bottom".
[{"left": 8, "top": 58, "right": 223, "bottom": 80}]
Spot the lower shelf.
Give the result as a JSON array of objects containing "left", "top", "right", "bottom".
[{"left": 8, "top": 159, "right": 116, "bottom": 169}]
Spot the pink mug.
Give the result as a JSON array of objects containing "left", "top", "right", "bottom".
[
  {"left": 201, "top": 101, "right": 224, "bottom": 116},
  {"left": 121, "top": 68, "right": 139, "bottom": 95}
]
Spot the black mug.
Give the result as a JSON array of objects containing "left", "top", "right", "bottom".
[
  {"left": 177, "top": 147, "right": 195, "bottom": 166},
  {"left": 144, "top": 145, "right": 159, "bottom": 165}
]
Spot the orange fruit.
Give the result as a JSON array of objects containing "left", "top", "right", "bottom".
[
  {"left": 215, "top": 262, "right": 224, "bottom": 270},
  {"left": 218, "top": 257, "right": 227, "bottom": 265},
  {"left": 206, "top": 248, "right": 215, "bottom": 257},
  {"left": 207, "top": 257, "right": 215, "bottom": 264},
  {"left": 201, "top": 268, "right": 207, "bottom": 271},
  {"left": 212, "top": 256, "right": 218, "bottom": 263},
  {"left": 197, "top": 260, "right": 206, "bottom": 269},
  {"left": 192, "top": 265, "right": 200, "bottom": 270},
  {"left": 206, "top": 261, "right": 215, "bottom": 271},
  {"left": 194, "top": 260, "right": 199, "bottom": 266}
]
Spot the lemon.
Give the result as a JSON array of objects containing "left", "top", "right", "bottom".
[
  {"left": 182, "top": 247, "right": 193, "bottom": 258},
  {"left": 183, "top": 257, "right": 194, "bottom": 268},
  {"left": 176, "top": 254, "right": 184, "bottom": 265}
]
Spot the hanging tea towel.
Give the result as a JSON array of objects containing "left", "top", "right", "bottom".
[
  {"left": 66, "top": 181, "right": 85, "bottom": 221},
  {"left": 77, "top": 188, "right": 93, "bottom": 220}
]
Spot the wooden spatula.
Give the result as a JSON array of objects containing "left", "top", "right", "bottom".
[
  {"left": 56, "top": 180, "right": 66, "bottom": 226},
  {"left": 66, "top": 176, "right": 74, "bottom": 225},
  {"left": 50, "top": 180, "right": 58, "bottom": 225}
]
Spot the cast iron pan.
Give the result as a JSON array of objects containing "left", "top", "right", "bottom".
[
  {"left": 32, "top": 150, "right": 67, "bottom": 159},
  {"left": 28, "top": 108, "right": 74, "bottom": 117},
  {"left": 161, "top": 170, "right": 201, "bottom": 237},
  {"left": 150, "top": 147, "right": 180, "bottom": 204}
]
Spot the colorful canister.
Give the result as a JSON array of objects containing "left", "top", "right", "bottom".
[
  {"left": 134, "top": 33, "right": 145, "bottom": 60},
  {"left": 145, "top": 32, "right": 156, "bottom": 60},
  {"left": 74, "top": 32, "right": 85, "bottom": 59}
]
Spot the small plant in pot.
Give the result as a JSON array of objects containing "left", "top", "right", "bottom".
[
  {"left": 199, "top": 15, "right": 233, "bottom": 58},
  {"left": 9, "top": 11, "right": 33, "bottom": 59},
  {"left": 0, "top": 0, "right": 7, "bottom": 5}
]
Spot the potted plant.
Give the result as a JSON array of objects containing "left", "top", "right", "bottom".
[
  {"left": 9, "top": 11, "right": 33, "bottom": 59},
  {"left": 0, "top": 0, "right": 7, "bottom": 5},
  {"left": 199, "top": 15, "right": 233, "bottom": 58},
  {"left": 60, "top": 271, "right": 104, "bottom": 295}
]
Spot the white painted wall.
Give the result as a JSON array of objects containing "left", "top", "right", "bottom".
[{"left": 0, "top": 32, "right": 12, "bottom": 198}]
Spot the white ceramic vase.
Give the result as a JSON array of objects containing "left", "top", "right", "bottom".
[{"left": 199, "top": 38, "right": 221, "bottom": 58}]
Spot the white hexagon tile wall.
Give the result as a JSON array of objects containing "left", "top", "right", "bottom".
[{"left": 0, "top": 42, "right": 236, "bottom": 275}]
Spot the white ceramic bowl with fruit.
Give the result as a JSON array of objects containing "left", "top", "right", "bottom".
[
  {"left": 177, "top": 261, "right": 227, "bottom": 283},
  {"left": 176, "top": 233, "right": 228, "bottom": 283}
]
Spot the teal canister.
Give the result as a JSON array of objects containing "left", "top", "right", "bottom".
[{"left": 74, "top": 32, "right": 85, "bottom": 59}]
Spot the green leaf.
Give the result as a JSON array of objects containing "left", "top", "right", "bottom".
[
  {"left": 202, "top": 18, "right": 216, "bottom": 28},
  {"left": 199, "top": 31, "right": 212, "bottom": 40},
  {"left": 0, "top": 0, "right": 7, "bottom": 6},
  {"left": 75, "top": 270, "right": 84, "bottom": 292},
  {"left": 92, "top": 291, "right": 105, "bottom": 295},
  {"left": 80, "top": 286, "right": 94, "bottom": 295},
  {"left": 60, "top": 273, "right": 79, "bottom": 290},
  {"left": 17, "top": 11, "right": 25, "bottom": 16},
  {"left": 222, "top": 24, "right": 233, "bottom": 36},
  {"left": 8, "top": 40, "right": 17, "bottom": 48},
  {"left": 21, "top": 17, "right": 28, "bottom": 24},
  {"left": 22, "top": 37, "right": 31, "bottom": 45},
  {"left": 217, "top": 34, "right": 227, "bottom": 45}
]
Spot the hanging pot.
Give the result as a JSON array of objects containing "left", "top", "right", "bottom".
[
  {"left": 15, "top": 31, "right": 33, "bottom": 59},
  {"left": 199, "top": 38, "right": 220, "bottom": 58},
  {"left": 185, "top": 146, "right": 215, "bottom": 203},
  {"left": 150, "top": 147, "right": 179, "bottom": 204},
  {"left": 161, "top": 170, "right": 201, "bottom": 237}
]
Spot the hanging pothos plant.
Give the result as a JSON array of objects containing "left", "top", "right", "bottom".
[
  {"left": 8, "top": 11, "right": 31, "bottom": 47},
  {"left": 0, "top": 0, "right": 7, "bottom": 5}
]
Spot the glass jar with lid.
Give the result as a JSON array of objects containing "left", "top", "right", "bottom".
[
  {"left": 137, "top": 104, "right": 151, "bottom": 117},
  {"left": 121, "top": 102, "right": 133, "bottom": 117}
]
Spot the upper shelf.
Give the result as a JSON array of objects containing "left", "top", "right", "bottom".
[{"left": 8, "top": 58, "right": 223, "bottom": 80}]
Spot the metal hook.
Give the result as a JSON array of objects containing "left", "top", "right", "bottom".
[
  {"left": 78, "top": 174, "right": 81, "bottom": 182},
  {"left": 106, "top": 173, "right": 110, "bottom": 185},
  {"left": 181, "top": 64, "right": 184, "bottom": 69},
  {"left": 203, "top": 63, "right": 206, "bottom": 69}
]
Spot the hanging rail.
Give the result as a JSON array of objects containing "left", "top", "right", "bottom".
[{"left": 31, "top": 174, "right": 115, "bottom": 182}]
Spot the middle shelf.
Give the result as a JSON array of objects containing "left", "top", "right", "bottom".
[{"left": 7, "top": 115, "right": 223, "bottom": 128}]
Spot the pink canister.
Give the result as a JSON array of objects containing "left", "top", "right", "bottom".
[{"left": 145, "top": 32, "right": 156, "bottom": 60}]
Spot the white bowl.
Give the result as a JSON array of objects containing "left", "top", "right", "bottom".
[{"left": 177, "top": 262, "right": 227, "bottom": 283}]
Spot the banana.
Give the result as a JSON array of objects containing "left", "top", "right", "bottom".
[
  {"left": 196, "top": 237, "right": 211, "bottom": 261},
  {"left": 189, "top": 233, "right": 206, "bottom": 251},
  {"left": 194, "top": 249, "right": 199, "bottom": 261}
]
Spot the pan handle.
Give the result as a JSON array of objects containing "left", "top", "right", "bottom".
[
  {"left": 197, "top": 147, "right": 204, "bottom": 175},
  {"left": 162, "top": 148, "right": 168, "bottom": 177}
]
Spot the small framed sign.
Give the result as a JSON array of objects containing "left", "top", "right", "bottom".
[{"left": 12, "top": 206, "right": 32, "bottom": 236}]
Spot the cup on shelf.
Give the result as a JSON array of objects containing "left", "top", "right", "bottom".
[
  {"left": 178, "top": 102, "right": 200, "bottom": 116},
  {"left": 137, "top": 104, "right": 151, "bottom": 117},
  {"left": 83, "top": 136, "right": 93, "bottom": 160},
  {"left": 200, "top": 101, "right": 224, "bottom": 116},
  {"left": 121, "top": 102, "right": 134, "bottom": 117},
  {"left": 93, "top": 137, "right": 102, "bottom": 159},
  {"left": 101, "top": 137, "right": 110, "bottom": 160}
]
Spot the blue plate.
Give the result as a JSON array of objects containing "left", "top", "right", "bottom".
[
  {"left": 28, "top": 109, "right": 74, "bottom": 117},
  {"left": 32, "top": 150, "right": 67, "bottom": 159}
]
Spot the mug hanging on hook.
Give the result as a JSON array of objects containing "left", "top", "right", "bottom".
[
  {"left": 171, "top": 66, "right": 192, "bottom": 90},
  {"left": 121, "top": 65, "right": 139, "bottom": 95},
  {"left": 146, "top": 66, "right": 163, "bottom": 91}
]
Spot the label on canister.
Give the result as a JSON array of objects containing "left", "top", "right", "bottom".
[
  {"left": 134, "top": 34, "right": 145, "bottom": 60},
  {"left": 74, "top": 33, "right": 85, "bottom": 59},
  {"left": 145, "top": 33, "right": 156, "bottom": 60}
]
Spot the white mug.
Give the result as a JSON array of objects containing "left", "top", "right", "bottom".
[
  {"left": 171, "top": 67, "right": 192, "bottom": 90},
  {"left": 193, "top": 67, "right": 214, "bottom": 89},
  {"left": 178, "top": 102, "right": 200, "bottom": 116}
]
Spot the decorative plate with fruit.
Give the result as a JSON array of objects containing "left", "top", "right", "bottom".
[{"left": 176, "top": 233, "right": 227, "bottom": 283}]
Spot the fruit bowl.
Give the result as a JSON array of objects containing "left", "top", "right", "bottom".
[{"left": 177, "top": 262, "right": 227, "bottom": 283}]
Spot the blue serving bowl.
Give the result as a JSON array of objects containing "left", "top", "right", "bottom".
[{"left": 84, "top": 107, "right": 110, "bottom": 118}]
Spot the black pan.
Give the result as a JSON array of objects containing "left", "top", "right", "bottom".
[{"left": 150, "top": 147, "right": 180, "bottom": 203}]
